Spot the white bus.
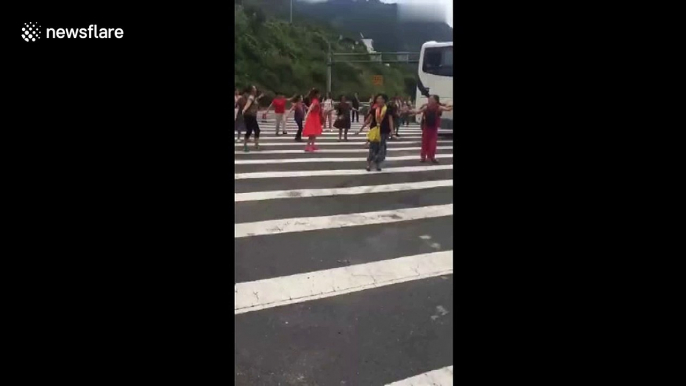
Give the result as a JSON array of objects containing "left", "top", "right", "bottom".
[{"left": 415, "top": 41, "right": 453, "bottom": 130}]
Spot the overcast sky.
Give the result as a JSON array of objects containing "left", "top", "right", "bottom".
[
  {"left": 297, "top": 0, "right": 453, "bottom": 28},
  {"left": 380, "top": 0, "right": 453, "bottom": 28}
]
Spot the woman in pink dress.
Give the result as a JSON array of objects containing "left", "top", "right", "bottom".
[{"left": 302, "top": 88, "right": 323, "bottom": 152}]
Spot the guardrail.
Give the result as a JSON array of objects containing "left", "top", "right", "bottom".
[{"left": 331, "top": 52, "right": 421, "bottom": 64}]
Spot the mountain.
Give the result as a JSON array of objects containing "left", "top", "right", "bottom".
[
  {"left": 235, "top": 3, "right": 418, "bottom": 103},
  {"left": 241, "top": 0, "right": 453, "bottom": 53}
]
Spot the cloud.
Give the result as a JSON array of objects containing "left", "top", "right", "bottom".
[
  {"left": 396, "top": 0, "right": 448, "bottom": 24},
  {"left": 297, "top": 0, "right": 453, "bottom": 27}
]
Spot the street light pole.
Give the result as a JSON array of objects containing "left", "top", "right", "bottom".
[
  {"left": 327, "top": 40, "right": 332, "bottom": 94},
  {"left": 290, "top": 0, "right": 293, "bottom": 23}
]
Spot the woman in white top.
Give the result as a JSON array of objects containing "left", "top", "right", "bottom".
[{"left": 322, "top": 92, "right": 335, "bottom": 131}]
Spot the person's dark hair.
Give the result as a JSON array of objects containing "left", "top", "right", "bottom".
[
  {"left": 294, "top": 95, "right": 302, "bottom": 102},
  {"left": 244, "top": 85, "right": 257, "bottom": 95},
  {"left": 308, "top": 88, "right": 320, "bottom": 99},
  {"left": 375, "top": 93, "right": 388, "bottom": 103},
  {"left": 339, "top": 94, "right": 346, "bottom": 101},
  {"left": 431, "top": 94, "right": 440, "bottom": 104}
]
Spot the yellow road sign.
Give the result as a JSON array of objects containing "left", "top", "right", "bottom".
[{"left": 372, "top": 75, "right": 383, "bottom": 86}]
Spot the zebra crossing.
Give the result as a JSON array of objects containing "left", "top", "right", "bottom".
[{"left": 235, "top": 115, "right": 454, "bottom": 385}]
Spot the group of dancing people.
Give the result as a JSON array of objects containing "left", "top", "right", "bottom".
[
  {"left": 234, "top": 87, "right": 357, "bottom": 151},
  {"left": 356, "top": 93, "right": 452, "bottom": 171},
  {"left": 233, "top": 86, "right": 452, "bottom": 170}
]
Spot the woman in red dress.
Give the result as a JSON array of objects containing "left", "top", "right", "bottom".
[
  {"left": 410, "top": 95, "right": 452, "bottom": 164},
  {"left": 302, "top": 88, "right": 323, "bottom": 152}
]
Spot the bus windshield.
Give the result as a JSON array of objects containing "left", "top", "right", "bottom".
[{"left": 422, "top": 46, "right": 453, "bottom": 77}]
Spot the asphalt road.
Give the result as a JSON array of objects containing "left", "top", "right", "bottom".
[{"left": 234, "top": 112, "right": 454, "bottom": 385}]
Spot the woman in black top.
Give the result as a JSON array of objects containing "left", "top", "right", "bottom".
[
  {"left": 288, "top": 95, "right": 307, "bottom": 142},
  {"left": 351, "top": 93, "right": 361, "bottom": 122},
  {"left": 359, "top": 94, "right": 394, "bottom": 171},
  {"left": 234, "top": 90, "right": 248, "bottom": 142},
  {"left": 334, "top": 95, "right": 354, "bottom": 142},
  {"left": 241, "top": 85, "right": 262, "bottom": 152},
  {"left": 404, "top": 98, "right": 413, "bottom": 126}
]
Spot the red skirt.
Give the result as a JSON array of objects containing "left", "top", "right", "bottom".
[{"left": 302, "top": 113, "right": 323, "bottom": 137}]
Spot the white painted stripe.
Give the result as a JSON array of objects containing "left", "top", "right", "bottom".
[
  {"left": 252, "top": 131, "right": 428, "bottom": 136},
  {"left": 386, "top": 366, "right": 454, "bottom": 386},
  {"left": 254, "top": 131, "right": 435, "bottom": 135},
  {"left": 256, "top": 117, "right": 417, "bottom": 121},
  {"left": 234, "top": 140, "right": 453, "bottom": 147},
  {"left": 244, "top": 135, "right": 424, "bottom": 141},
  {"left": 246, "top": 127, "right": 371, "bottom": 131},
  {"left": 251, "top": 126, "right": 422, "bottom": 130},
  {"left": 254, "top": 131, "right": 437, "bottom": 135},
  {"left": 253, "top": 126, "right": 444, "bottom": 133},
  {"left": 235, "top": 204, "right": 453, "bottom": 238},
  {"left": 235, "top": 154, "right": 453, "bottom": 165},
  {"left": 247, "top": 124, "right": 419, "bottom": 129},
  {"left": 235, "top": 180, "right": 453, "bottom": 202},
  {"left": 256, "top": 124, "right": 422, "bottom": 129},
  {"left": 235, "top": 250, "right": 453, "bottom": 314},
  {"left": 268, "top": 132, "right": 425, "bottom": 136},
  {"left": 235, "top": 164, "right": 453, "bottom": 179},
  {"left": 257, "top": 121, "right": 422, "bottom": 125},
  {"left": 234, "top": 146, "right": 453, "bottom": 155},
  {"left": 241, "top": 134, "right": 420, "bottom": 138}
]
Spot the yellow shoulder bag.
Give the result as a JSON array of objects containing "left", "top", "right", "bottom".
[
  {"left": 367, "top": 126, "right": 381, "bottom": 142},
  {"left": 367, "top": 105, "right": 387, "bottom": 143}
]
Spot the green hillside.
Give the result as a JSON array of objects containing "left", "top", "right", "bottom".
[
  {"left": 237, "top": 0, "right": 453, "bottom": 52},
  {"left": 234, "top": 3, "right": 418, "bottom": 104}
]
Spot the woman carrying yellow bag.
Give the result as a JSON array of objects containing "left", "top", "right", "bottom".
[
  {"left": 367, "top": 125, "right": 381, "bottom": 142},
  {"left": 358, "top": 94, "right": 395, "bottom": 171}
]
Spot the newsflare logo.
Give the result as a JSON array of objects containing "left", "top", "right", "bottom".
[
  {"left": 22, "top": 22, "right": 41, "bottom": 42},
  {"left": 22, "top": 23, "right": 124, "bottom": 42}
]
